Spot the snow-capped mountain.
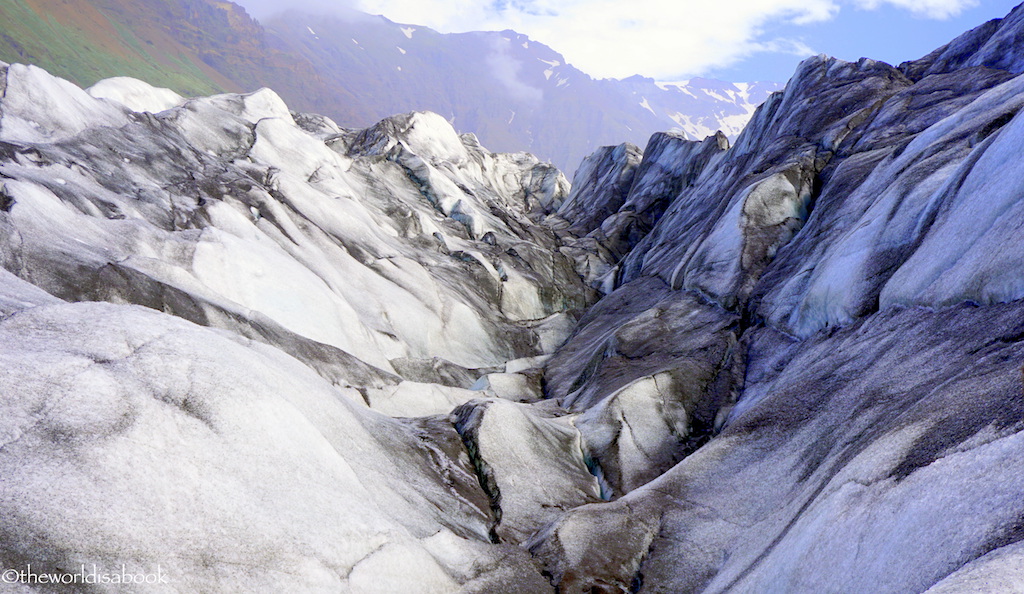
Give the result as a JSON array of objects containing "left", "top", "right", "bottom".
[
  {"left": 4, "top": 2, "right": 1024, "bottom": 592},
  {"left": 647, "top": 77, "right": 783, "bottom": 139}
]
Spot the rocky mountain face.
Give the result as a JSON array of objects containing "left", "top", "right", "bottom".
[
  {"left": 0, "top": 0, "right": 780, "bottom": 174},
  {"left": 3, "top": 4, "right": 1024, "bottom": 594}
]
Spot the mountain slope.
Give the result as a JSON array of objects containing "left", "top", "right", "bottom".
[{"left": 0, "top": 0, "right": 228, "bottom": 95}]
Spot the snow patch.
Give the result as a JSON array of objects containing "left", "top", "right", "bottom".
[
  {"left": 655, "top": 79, "right": 691, "bottom": 90},
  {"left": 401, "top": 27, "right": 415, "bottom": 39}
]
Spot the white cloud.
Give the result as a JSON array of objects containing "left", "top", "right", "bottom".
[
  {"left": 853, "top": 0, "right": 979, "bottom": 20},
  {"left": 350, "top": 0, "right": 979, "bottom": 79},
  {"left": 750, "top": 37, "right": 819, "bottom": 57},
  {"left": 485, "top": 37, "right": 545, "bottom": 103},
  {"left": 357, "top": 0, "right": 838, "bottom": 78}
]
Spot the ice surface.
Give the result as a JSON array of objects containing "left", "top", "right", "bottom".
[
  {"left": 923, "top": 542, "right": 1024, "bottom": 593},
  {"left": 0, "top": 302, "right": 504, "bottom": 590},
  {"left": 0, "top": 64, "right": 583, "bottom": 592},
  {"left": 755, "top": 71, "right": 1024, "bottom": 336},
  {"left": 0, "top": 64, "right": 129, "bottom": 143},
  {"left": 191, "top": 228, "right": 397, "bottom": 370},
  {"left": 87, "top": 77, "right": 186, "bottom": 113},
  {"left": 366, "top": 381, "right": 479, "bottom": 417},
  {"left": 454, "top": 399, "right": 600, "bottom": 544},
  {"left": 0, "top": 268, "right": 63, "bottom": 316},
  {"left": 880, "top": 78, "right": 1024, "bottom": 309},
  {"left": 0, "top": 66, "right": 585, "bottom": 381}
]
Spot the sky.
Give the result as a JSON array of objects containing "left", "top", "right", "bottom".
[{"left": 238, "top": 0, "right": 1023, "bottom": 83}]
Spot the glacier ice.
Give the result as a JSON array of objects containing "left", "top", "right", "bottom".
[
  {"left": 0, "top": 61, "right": 597, "bottom": 591},
  {"left": 6, "top": 7, "right": 1024, "bottom": 590}
]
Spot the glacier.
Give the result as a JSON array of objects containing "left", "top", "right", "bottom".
[
  {"left": 3, "top": 3, "right": 1024, "bottom": 592},
  {"left": 0, "top": 61, "right": 591, "bottom": 592}
]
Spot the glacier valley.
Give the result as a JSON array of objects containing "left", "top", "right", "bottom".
[{"left": 2, "top": 4, "right": 1024, "bottom": 592}]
